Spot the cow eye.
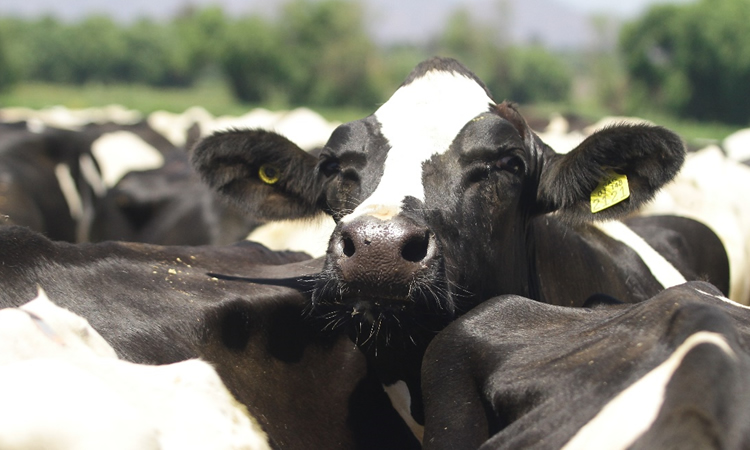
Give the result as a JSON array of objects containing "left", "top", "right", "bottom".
[
  {"left": 319, "top": 157, "right": 341, "bottom": 177},
  {"left": 495, "top": 155, "right": 524, "bottom": 175},
  {"left": 258, "top": 164, "right": 280, "bottom": 184}
]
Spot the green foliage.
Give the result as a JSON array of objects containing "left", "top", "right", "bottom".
[
  {"left": 219, "top": 0, "right": 386, "bottom": 108},
  {"left": 278, "top": 0, "right": 384, "bottom": 107},
  {"left": 120, "top": 19, "right": 194, "bottom": 86},
  {"left": 488, "top": 46, "right": 572, "bottom": 104},
  {"left": 221, "top": 16, "right": 292, "bottom": 104},
  {"left": 18, "top": 16, "right": 128, "bottom": 84},
  {"left": 173, "top": 7, "right": 229, "bottom": 73},
  {"left": 3, "top": 14, "right": 207, "bottom": 87},
  {"left": 0, "top": 22, "right": 20, "bottom": 92},
  {"left": 621, "top": 0, "right": 750, "bottom": 125},
  {"left": 3, "top": 1, "right": 570, "bottom": 109},
  {"left": 434, "top": 9, "right": 572, "bottom": 104}
]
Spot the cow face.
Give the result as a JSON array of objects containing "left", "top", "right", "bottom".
[{"left": 192, "top": 57, "right": 685, "bottom": 362}]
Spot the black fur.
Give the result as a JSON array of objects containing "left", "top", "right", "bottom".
[
  {"left": 537, "top": 123, "right": 686, "bottom": 223},
  {"left": 0, "top": 226, "right": 417, "bottom": 450},
  {"left": 191, "top": 128, "right": 323, "bottom": 222},
  {"left": 422, "top": 282, "right": 750, "bottom": 449}
]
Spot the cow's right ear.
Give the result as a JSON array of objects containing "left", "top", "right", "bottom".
[{"left": 191, "top": 129, "right": 323, "bottom": 221}]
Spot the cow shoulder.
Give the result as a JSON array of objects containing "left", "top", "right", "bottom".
[{"left": 625, "top": 215, "right": 731, "bottom": 296}]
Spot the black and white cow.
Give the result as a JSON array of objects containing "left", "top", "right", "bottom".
[
  {"left": 0, "top": 289, "right": 270, "bottom": 449},
  {"left": 192, "top": 57, "right": 730, "bottom": 436},
  {"left": 89, "top": 150, "right": 260, "bottom": 245},
  {"left": 0, "top": 120, "right": 260, "bottom": 246},
  {"left": 0, "top": 126, "right": 101, "bottom": 242},
  {"left": 421, "top": 281, "right": 750, "bottom": 449},
  {"left": 0, "top": 225, "right": 419, "bottom": 450}
]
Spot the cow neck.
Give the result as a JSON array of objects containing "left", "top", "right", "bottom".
[
  {"left": 528, "top": 216, "right": 626, "bottom": 307},
  {"left": 478, "top": 214, "right": 537, "bottom": 304},
  {"left": 523, "top": 221, "right": 543, "bottom": 301}
]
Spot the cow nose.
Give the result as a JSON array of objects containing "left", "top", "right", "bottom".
[{"left": 332, "top": 215, "right": 436, "bottom": 289}]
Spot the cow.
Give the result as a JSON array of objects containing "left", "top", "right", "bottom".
[
  {"left": 421, "top": 281, "right": 750, "bottom": 449},
  {"left": 191, "top": 56, "right": 730, "bottom": 438},
  {"left": 723, "top": 128, "right": 750, "bottom": 164},
  {"left": 642, "top": 145, "right": 750, "bottom": 305},
  {"left": 89, "top": 150, "right": 260, "bottom": 245},
  {"left": 80, "top": 119, "right": 268, "bottom": 246},
  {"left": 0, "top": 289, "right": 270, "bottom": 450},
  {"left": 522, "top": 115, "right": 750, "bottom": 305},
  {"left": 0, "top": 118, "right": 178, "bottom": 244},
  {"left": 0, "top": 126, "right": 101, "bottom": 243},
  {"left": 0, "top": 225, "right": 419, "bottom": 450},
  {"left": 0, "top": 118, "right": 263, "bottom": 246},
  {"left": 0, "top": 104, "right": 143, "bottom": 133}
]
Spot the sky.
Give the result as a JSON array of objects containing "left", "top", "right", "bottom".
[
  {"left": 555, "top": 0, "right": 693, "bottom": 17},
  {"left": 0, "top": 0, "right": 697, "bottom": 20}
]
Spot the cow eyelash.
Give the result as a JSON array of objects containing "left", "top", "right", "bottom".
[
  {"left": 495, "top": 155, "right": 525, "bottom": 175},
  {"left": 464, "top": 153, "right": 525, "bottom": 184}
]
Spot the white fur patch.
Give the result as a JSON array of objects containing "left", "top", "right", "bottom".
[
  {"left": 594, "top": 221, "right": 686, "bottom": 289},
  {"left": 54, "top": 163, "right": 84, "bottom": 222},
  {"left": 343, "top": 70, "right": 493, "bottom": 223},
  {"left": 79, "top": 154, "right": 107, "bottom": 197},
  {"left": 562, "top": 331, "right": 736, "bottom": 450},
  {"left": 696, "top": 288, "right": 750, "bottom": 311},
  {"left": 383, "top": 381, "right": 424, "bottom": 443},
  {"left": 246, "top": 216, "right": 336, "bottom": 258},
  {"left": 0, "top": 289, "right": 271, "bottom": 450},
  {"left": 92, "top": 131, "right": 165, "bottom": 188}
]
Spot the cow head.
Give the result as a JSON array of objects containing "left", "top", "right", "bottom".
[{"left": 192, "top": 57, "right": 684, "bottom": 366}]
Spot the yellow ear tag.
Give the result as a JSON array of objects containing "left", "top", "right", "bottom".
[
  {"left": 258, "top": 164, "right": 280, "bottom": 185},
  {"left": 590, "top": 171, "right": 630, "bottom": 213}
]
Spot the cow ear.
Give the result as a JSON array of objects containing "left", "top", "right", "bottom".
[
  {"left": 191, "top": 129, "right": 323, "bottom": 222},
  {"left": 535, "top": 124, "right": 685, "bottom": 223}
]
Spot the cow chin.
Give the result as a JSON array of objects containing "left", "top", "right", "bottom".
[{"left": 309, "top": 265, "right": 455, "bottom": 357}]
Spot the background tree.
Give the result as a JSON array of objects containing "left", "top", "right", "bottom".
[
  {"left": 621, "top": 0, "right": 750, "bottom": 125},
  {"left": 435, "top": 8, "right": 571, "bottom": 104},
  {"left": 279, "top": 0, "right": 384, "bottom": 108},
  {"left": 0, "top": 23, "right": 19, "bottom": 92},
  {"left": 0, "top": 1, "right": 590, "bottom": 112},
  {"left": 120, "top": 19, "right": 193, "bottom": 86},
  {"left": 488, "top": 46, "right": 572, "bottom": 104},
  {"left": 220, "top": 16, "right": 292, "bottom": 104},
  {"left": 172, "top": 7, "right": 228, "bottom": 81}
]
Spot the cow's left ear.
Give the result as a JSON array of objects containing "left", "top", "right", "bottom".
[
  {"left": 535, "top": 124, "right": 685, "bottom": 222},
  {"left": 191, "top": 129, "right": 324, "bottom": 222}
]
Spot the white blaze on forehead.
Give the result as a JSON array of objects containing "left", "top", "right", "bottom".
[
  {"left": 562, "top": 331, "right": 736, "bottom": 450},
  {"left": 343, "top": 69, "right": 494, "bottom": 223}
]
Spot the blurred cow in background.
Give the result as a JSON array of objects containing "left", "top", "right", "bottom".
[{"left": 0, "top": 104, "right": 338, "bottom": 251}]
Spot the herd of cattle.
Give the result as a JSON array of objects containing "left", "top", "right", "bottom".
[{"left": 1, "top": 57, "right": 750, "bottom": 449}]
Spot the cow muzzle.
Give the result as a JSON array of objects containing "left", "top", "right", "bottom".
[{"left": 328, "top": 214, "right": 438, "bottom": 301}]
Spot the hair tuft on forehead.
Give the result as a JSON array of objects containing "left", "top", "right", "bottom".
[
  {"left": 401, "top": 57, "right": 494, "bottom": 99},
  {"left": 494, "top": 101, "right": 529, "bottom": 138}
]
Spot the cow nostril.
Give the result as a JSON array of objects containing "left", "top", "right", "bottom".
[
  {"left": 342, "top": 236, "right": 356, "bottom": 257},
  {"left": 401, "top": 232, "right": 430, "bottom": 263}
]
